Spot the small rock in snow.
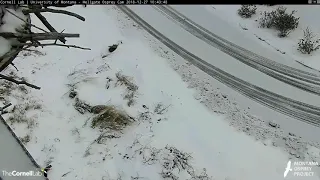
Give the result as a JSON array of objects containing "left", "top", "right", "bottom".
[
  {"left": 268, "top": 121, "right": 279, "bottom": 128},
  {"left": 289, "top": 132, "right": 296, "bottom": 136},
  {"left": 108, "top": 44, "right": 118, "bottom": 53},
  {"left": 69, "top": 90, "right": 77, "bottom": 99}
]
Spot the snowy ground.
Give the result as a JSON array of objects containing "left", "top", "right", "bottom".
[
  {"left": 207, "top": 5, "right": 320, "bottom": 71},
  {"left": 1, "top": 5, "right": 320, "bottom": 180}
]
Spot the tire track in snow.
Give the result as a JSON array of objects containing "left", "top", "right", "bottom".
[
  {"left": 153, "top": 5, "right": 320, "bottom": 97},
  {"left": 118, "top": 6, "right": 320, "bottom": 127},
  {"left": 162, "top": 5, "right": 320, "bottom": 79}
]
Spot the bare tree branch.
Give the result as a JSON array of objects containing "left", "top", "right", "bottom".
[
  {"left": 0, "top": 6, "right": 88, "bottom": 72},
  {"left": 39, "top": 43, "right": 91, "bottom": 50},
  {"left": 11, "top": 63, "right": 19, "bottom": 71},
  {"left": 0, "top": 74, "right": 40, "bottom": 89},
  {"left": 0, "top": 47, "right": 23, "bottom": 72},
  {"left": 0, "top": 103, "right": 12, "bottom": 114},
  {"left": 5, "top": 8, "right": 48, "bottom": 33},
  {"left": 22, "top": 8, "right": 85, "bottom": 21},
  {"left": 1, "top": 103, "right": 12, "bottom": 110},
  {"left": 17, "top": 42, "right": 91, "bottom": 50},
  {"left": 34, "top": 11, "right": 66, "bottom": 43},
  {"left": 55, "top": 29, "right": 65, "bottom": 44},
  {"left": 0, "top": 32, "right": 79, "bottom": 41}
]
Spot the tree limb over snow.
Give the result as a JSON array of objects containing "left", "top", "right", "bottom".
[
  {"left": 0, "top": 47, "right": 23, "bottom": 72},
  {"left": 5, "top": 9, "right": 48, "bottom": 33},
  {"left": 33, "top": 11, "right": 67, "bottom": 43},
  {"left": 0, "top": 103, "right": 12, "bottom": 114},
  {"left": 22, "top": 8, "right": 85, "bottom": 21},
  {"left": 0, "top": 5, "right": 89, "bottom": 90},
  {"left": 0, "top": 32, "right": 79, "bottom": 41},
  {"left": 19, "top": 42, "right": 91, "bottom": 50},
  {"left": 0, "top": 74, "right": 40, "bottom": 89}
]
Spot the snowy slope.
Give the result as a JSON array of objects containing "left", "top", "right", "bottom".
[
  {"left": 206, "top": 5, "right": 320, "bottom": 71},
  {"left": 0, "top": 5, "right": 319, "bottom": 180}
]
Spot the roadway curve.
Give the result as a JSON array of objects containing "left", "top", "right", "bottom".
[
  {"left": 158, "top": 6, "right": 320, "bottom": 81},
  {"left": 153, "top": 6, "right": 320, "bottom": 96},
  {"left": 118, "top": 6, "right": 320, "bottom": 127}
]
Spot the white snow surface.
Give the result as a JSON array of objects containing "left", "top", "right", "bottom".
[
  {"left": 0, "top": 5, "right": 319, "bottom": 180},
  {"left": 207, "top": 5, "right": 320, "bottom": 71}
]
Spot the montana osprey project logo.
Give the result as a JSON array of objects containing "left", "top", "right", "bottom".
[
  {"left": 284, "top": 160, "right": 293, "bottom": 178},
  {"left": 283, "top": 160, "right": 318, "bottom": 178}
]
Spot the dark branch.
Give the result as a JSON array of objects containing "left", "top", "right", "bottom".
[
  {"left": 17, "top": 42, "right": 91, "bottom": 50},
  {"left": 1, "top": 103, "right": 12, "bottom": 111},
  {"left": 22, "top": 8, "right": 85, "bottom": 21},
  {"left": 0, "top": 74, "right": 40, "bottom": 89},
  {"left": 0, "top": 47, "right": 23, "bottom": 72},
  {"left": 5, "top": 9, "right": 48, "bottom": 33},
  {"left": 39, "top": 43, "right": 91, "bottom": 50},
  {"left": 34, "top": 11, "right": 66, "bottom": 44},
  {"left": 0, "top": 103, "right": 12, "bottom": 114},
  {"left": 11, "top": 63, "right": 19, "bottom": 71},
  {"left": 55, "top": 29, "right": 65, "bottom": 44},
  {"left": 0, "top": 32, "right": 79, "bottom": 41}
]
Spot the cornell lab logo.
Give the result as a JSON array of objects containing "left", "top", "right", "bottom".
[{"left": 283, "top": 160, "right": 318, "bottom": 178}]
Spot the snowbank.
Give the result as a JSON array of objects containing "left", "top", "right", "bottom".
[
  {"left": 208, "top": 5, "right": 320, "bottom": 71},
  {"left": 0, "top": 5, "right": 319, "bottom": 180}
]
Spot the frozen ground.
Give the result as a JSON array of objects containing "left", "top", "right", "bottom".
[
  {"left": 207, "top": 5, "right": 320, "bottom": 71},
  {"left": 0, "top": 5, "right": 319, "bottom": 180}
]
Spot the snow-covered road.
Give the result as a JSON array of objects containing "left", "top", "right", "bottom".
[
  {"left": 120, "top": 5, "right": 320, "bottom": 128},
  {"left": 156, "top": 6, "right": 320, "bottom": 93}
]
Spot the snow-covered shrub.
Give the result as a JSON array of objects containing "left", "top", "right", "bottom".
[
  {"left": 297, "top": 27, "right": 320, "bottom": 54},
  {"left": 259, "top": 6, "right": 300, "bottom": 37},
  {"left": 20, "top": 135, "right": 31, "bottom": 144},
  {"left": 238, "top": 5, "right": 257, "bottom": 18},
  {"left": 115, "top": 72, "right": 138, "bottom": 107},
  {"left": 259, "top": 11, "right": 274, "bottom": 28}
]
